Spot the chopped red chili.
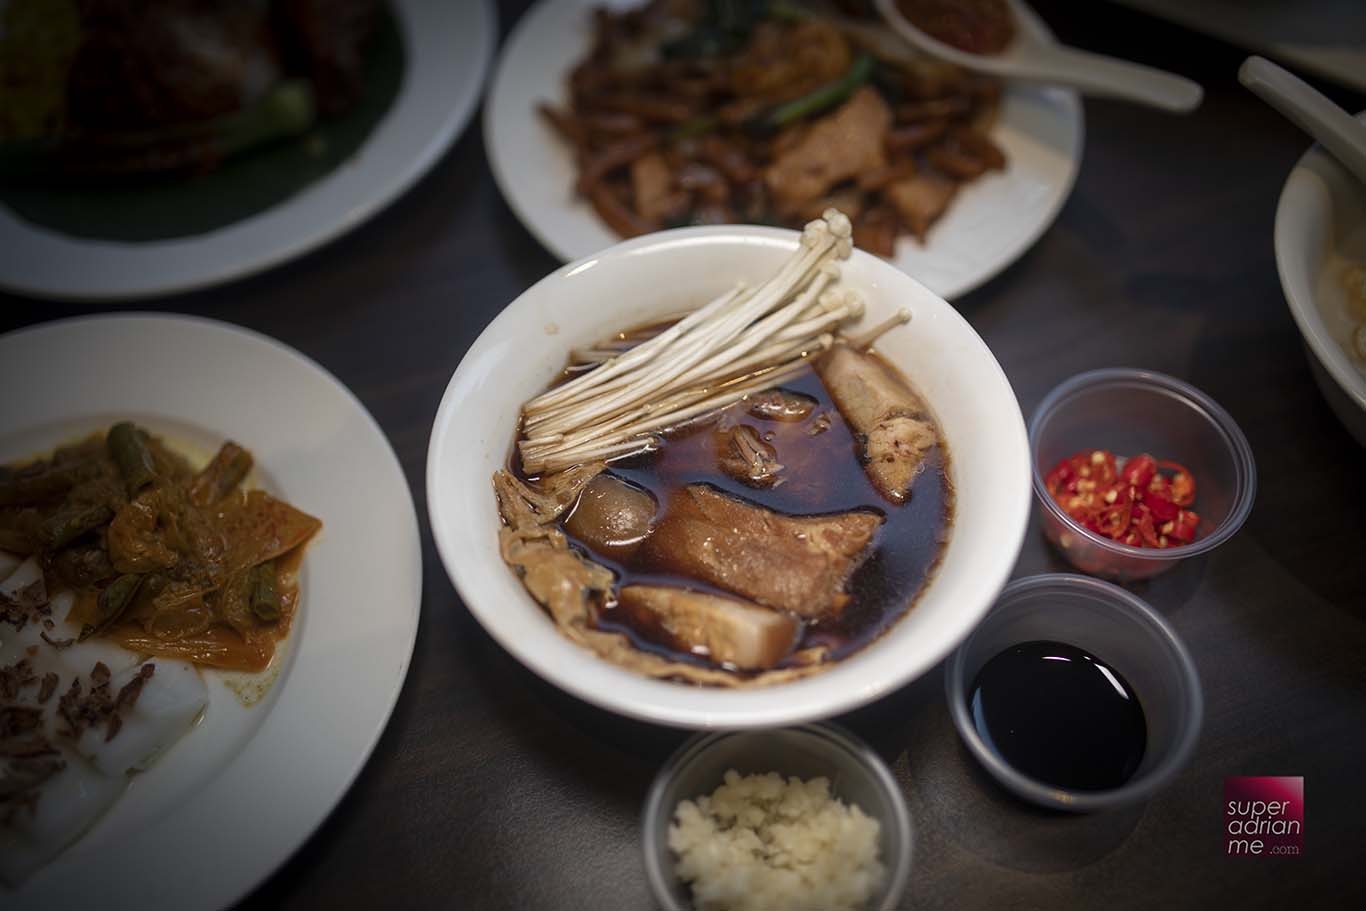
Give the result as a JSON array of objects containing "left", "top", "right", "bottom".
[
  {"left": 1044, "top": 449, "right": 1200, "bottom": 549},
  {"left": 1162, "top": 460, "right": 1196, "bottom": 506},
  {"left": 1118, "top": 454, "right": 1156, "bottom": 489}
]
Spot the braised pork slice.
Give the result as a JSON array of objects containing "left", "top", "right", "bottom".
[
  {"left": 617, "top": 585, "right": 800, "bottom": 670},
  {"left": 639, "top": 485, "right": 881, "bottom": 618},
  {"left": 630, "top": 152, "right": 682, "bottom": 223},
  {"left": 765, "top": 87, "right": 891, "bottom": 216},
  {"left": 885, "top": 174, "right": 958, "bottom": 240},
  {"left": 494, "top": 469, "right": 828, "bottom": 688},
  {"left": 816, "top": 342, "right": 938, "bottom": 504}
]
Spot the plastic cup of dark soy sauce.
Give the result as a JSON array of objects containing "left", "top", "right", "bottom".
[{"left": 945, "top": 574, "right": 1203, "bottom": 812}]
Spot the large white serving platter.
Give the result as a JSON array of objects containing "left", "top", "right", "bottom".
[
  {"left": 0, "top": 315, "right": 422, "bottom": 910},
  {"left": 484, "top": 0, "right": 1083, "bottom": 300},
  {"left": 0, "top": 0, "right": 496, "bottom": 301}
]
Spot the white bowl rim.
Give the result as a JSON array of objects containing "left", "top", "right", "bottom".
[
  {"left": 1273, "top": 110, "right": 1366, "bottom": 414},
  {"left": 426, "top": 223, "right": 1032, "bottom": 729}
]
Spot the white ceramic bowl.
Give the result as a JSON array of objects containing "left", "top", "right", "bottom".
[
  {"left": 1274, "top": 111, "right": 1366, "bottom": 446},
  {"left": 427, "top": 226, "right": 1032, "bottom": 729}
]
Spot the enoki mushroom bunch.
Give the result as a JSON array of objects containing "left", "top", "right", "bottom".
[{"left": 518, "top": 210, "right": 870, "bottom": 475}]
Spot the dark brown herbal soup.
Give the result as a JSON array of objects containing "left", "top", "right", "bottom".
[{"left": 507, "top": 356, "right": 954, "bottom": 679}]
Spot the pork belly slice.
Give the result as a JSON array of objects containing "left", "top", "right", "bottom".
[
  {"left": 816, "top": 342, "right": 939, "bottom": 505},
  {"left": 764, "top": 87, "right": 891, "bottom": 216},
  {"left": 885, "top": 173, "right": 958, "bottom": 240},
  {"left": 617, "top": 585, "right": 800, "bottom": 671},
  {"left": 639, "top": 485, "right": 882, "bottom": 619},
  {"left": 631, "top": 152, "right": 685, "bottom": 223}
]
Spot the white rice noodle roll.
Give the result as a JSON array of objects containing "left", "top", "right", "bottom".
[
  {"left": 75, "top": 660, "right": 207, "bottom": 777},
  {"left": 0, "top": 550, "right": 22, "bottom": 582},
  {"left": 0, "top": 749, "right": 126, "bottom": 887},
  {"left": 0, "top": 594, "right": 142, "bottom": 680},
  {"left": 0, "top": 556, "right": 44, "bottom": 604}
]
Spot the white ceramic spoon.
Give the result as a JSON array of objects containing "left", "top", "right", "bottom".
[
  {"left": 872, "top": 0, "right": 1202, "bottom": 113},
  {"left": 1239, "top": 55, "right": 1366, "bottom": 185}
]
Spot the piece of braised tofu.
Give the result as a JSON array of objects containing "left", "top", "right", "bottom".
[
  {"left": 617, "top": 585, "right": 800, "bottom": 670},
  {"left": 815, "top": 342, "right": 938, "bottom": 504},
  {"left": 639, "top": 485, "right": 881, "bottom": 618}
]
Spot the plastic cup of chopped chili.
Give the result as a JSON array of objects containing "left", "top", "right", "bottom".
[{"left": 1028, "top": 369, "right": 1257, "bottom": 581}]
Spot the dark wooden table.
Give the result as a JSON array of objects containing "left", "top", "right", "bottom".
[{"left": 4, "top": 2, "right": 1364, "bottom": 908}]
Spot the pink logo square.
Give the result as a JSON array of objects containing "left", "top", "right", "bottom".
[{"left": 1225, "top": 776, "right": 1303, "bottom": 856}]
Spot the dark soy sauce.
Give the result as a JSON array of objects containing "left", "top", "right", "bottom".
[{"left": 969, "top": 641, "right": 1147, "bottom": 791}]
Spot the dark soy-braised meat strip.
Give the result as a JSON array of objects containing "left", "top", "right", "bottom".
[{"left": 816, "top": 342, "right": 939, "bottom": 505}]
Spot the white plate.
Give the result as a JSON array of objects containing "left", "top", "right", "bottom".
[
  {"left": 427, "top": 224, "right": 1031, "bottom": 729},
  {"left": 484, "top": 0, "right": 1083, "bottom": 300},
  {"left": 0, "top": 0, "right": 496, "bottom": 302},
  {"left": 0, "top": 315, "right": 422, "bottom": 909}
]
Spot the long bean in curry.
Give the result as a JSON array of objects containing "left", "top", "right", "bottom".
[
  {"left": 1, "top": 424, "right": 320, "bottom": 672},
  {"left": 107, "top": 421, "right": 157, "bottom": 496},
  {"left": 250, "top": 560, "right": 281, "bottom": 624},
  {"left": 37, "top": 502, "right": 113, "bottom": 550},
  {"left": 84, "top": 572, "right": 143, "bottom": 640},
  {"left": 189, "top": 441, "right": 254, "bottom": 507}
]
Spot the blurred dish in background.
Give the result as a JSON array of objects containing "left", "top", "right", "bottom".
[
  {"left": 1275, "top": 110, "right": 1366, "bottom": 446},
  {"left": 0, "top": 0, "right": 496, "bottom": 301},
  {"left": 1111, "top": 0, "right": 1366, "bottom": 94},
  {"left": 485, "top": 0, "right": 1082, "bottom": 300},
  {"left": 536, "top": 1, "right": 1011, "bottom": 255},
  {"left": 1337, "top": 261, "right": 1366, "bottom": 365},
  {"left": 894, "top": 0, "right": 1017, "bottom": 56},
  {"left": 876, "top": 0, "right": 1201, "bottom": 112},
  {"left": 2, "top": 0, "right": 387, "bottom": 184},
  {"left": 0, "top": 0, "right": 403, "bottom": 243}
]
